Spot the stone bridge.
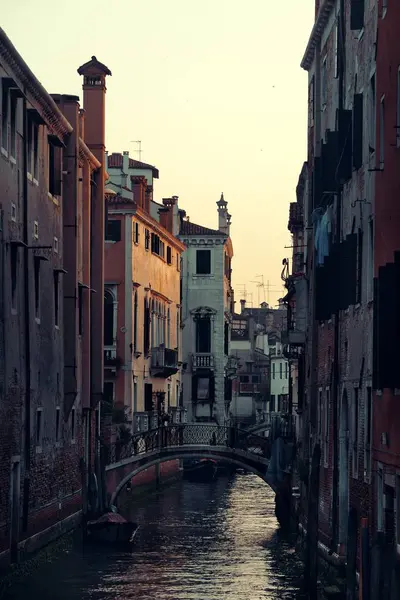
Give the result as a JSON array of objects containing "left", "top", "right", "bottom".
[{"left": 104, "top": 423, "right": 294, "bottom": 505}]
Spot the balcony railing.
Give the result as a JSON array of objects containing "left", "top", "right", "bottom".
[
  {"left": 104, "top": 346, "right": 121, "bottom": 370},
  {"left": 151, "top": 346, "right": 179, "bottom": 377},
  {"left": 192, "top": 353, "right": 214, "bottom": 370},
  {"left": 133, "top": 408, "right": 188, "bottom": 433},
  {"left": 239, "top": 383, "right": 260, "bottom": 395}
]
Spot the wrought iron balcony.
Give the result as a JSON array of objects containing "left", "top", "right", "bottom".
[
  {"left": 192, "top": 353, "right": 214, "bottom": 370},
  {"left": 151, "top": 346, "right": 179, "bottom": 377}
]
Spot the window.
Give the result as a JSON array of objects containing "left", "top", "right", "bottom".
[
  {"left": 334, "top": 17, "right": 339, "bottom": 79},
  {"left": 383, "top": 0, "right": 387, "bottom": 18},
  {"left": 144, "top": 383, "right": 153, "bottom": 412},
  {"left": 350, "top": 0, "right": 364, "bottom": 30},
  {"left": 104, "top": 381, "right": 115, "bottom": 407},
  {"left": 224, "top": 322, "right": 229, "bottom": 356},
  {"left": 379, "top": 96, "right": 385, "bottom": 169},
  {"left": 71, "top": 407, "right": 76, "bottom": 441},
  {"left": 144, "top": 298, "right": 150, "bottom": 355},
  {"left": 397, "top": 68, "right": 400, "bottom": 148},
  {"left": 367, "top": 218, "right": 374, "bottom": 301},
  {"left": 176, "top": 383, "right": 180, "bottom": 406},
  {"left": 369, "top": 74, "right": 376, "bottom": 154},
  {"left": 270, "top": 394, "right": 276, "bottom": 412},
  {"left": 1, "top": 80, "right": 8, "bottom": 150},
  {"left": 176, "top": 308, "right": 180, "bottom": 353},
  {"left": 78, "top": 284, "right": 84, "bottom": 335},
  {"left": 54, "top": 272, "right": 59, "bottom": 327},
  {"left": 10, "top": 92, "right": 17, "bottom": 159},
  {"left": 364, "top": 387, "right": 372, "bottom": 481},
  {"left": 396, "top": 476, "right": 400, "bottom": 546},
  {"left": 33, "top": 220, "right": 38, "bottom": 240},
  {"left": 285, "top": 362, "right": 289, "bottom": 379},
  {"left": 133, "top": 292, "right": 138, "bottom": 353},
  {"left": 159, "top": 240, "right": 165, "bottom": 259},
  {"left": 48, "top": 139, "right": 61, "bottom": 195},
  {"left": 272, "top": 363, "right": 275, "bottom": 379},
  {"left": 104, "top": 290, "right": 114, "bottom": 346},
  {"left": 309, "top": 76, "right": 315, "bottom": 126},
  {"left": 324, "top": 388, "right": 330, "bottom": 467},
  {"left": 377, "top": 466, "right": 384, "bottom": 531},
  {"left": 55, "top": 407, "right": 60, "bottom": 442},
  {"left": 151, "top": 233, "right": 160, "bottom": 255},
  {"left": 11, "top": 244, "right": 18, "bottom": 310},
  {"left": 167, "top": 246, "right": 172, "bottom": 265},
  {"left": 352, "top": 388, "right": 359, "bottom": 478},
  {"left": 34, "top": 257, "right": 40, "bottom": 321},
  {"left": 36, "top": 408, "right": 42, "bottom": 446},
  {"left": 105, "top": 220, "right": 121, "bottom": 242},
  {"left": 279, "top": 362, "right": 283, "bottom": 379},
  {"left": 356, "top": 228, "right": 363, "bottom": 304},
  {"left": 167, "top": 309, "right": 171, "bottom": 348},
  {"left": 133, "top": 379, "right": 138, "bottom": 414},
  {"left": 352, "top": 93, "right": 363, "bottom": 170},
  {"left": 27, "top": 117, "right": 40, "bottom": 179},
  {"left": 145, "top": 229, "right": 150, "bottom": 250},
  {"left": 196, "top": 250, "right": 211, "bottom": 275},
  {"left": 195, "top": 317, "right": 211, "bottom": 353},
  {"left": 133, "top": 222, "right": 139, "bottom": 244},
  {"left": 318, "top": 389, "right": 323, "bottom": 437},
  {"left": 321, "top": 56, "right": 327, "bottom": 109}
]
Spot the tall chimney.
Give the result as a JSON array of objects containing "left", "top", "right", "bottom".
[
  {"left": 77, "top": 55, "right": 111, "bottom": 408},
  {"left": 122, "top": 150, "right": 130, "bottom": 173}
]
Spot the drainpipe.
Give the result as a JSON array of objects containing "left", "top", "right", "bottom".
[
  {"left": 22, "top": 95, "right": 31, "bottom": 532},
  {"left": 331, "top": 0, "right": 345, "bottom": 551}
]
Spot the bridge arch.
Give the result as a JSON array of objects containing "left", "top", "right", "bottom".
[{"left": 108, "top": 448, "right": 272, "bottom": 506}]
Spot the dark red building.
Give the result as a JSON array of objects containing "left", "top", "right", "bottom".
[{"left": 372, "top": 0, "right": 400, "bottom": 542}]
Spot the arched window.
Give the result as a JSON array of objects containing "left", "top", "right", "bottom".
[{"left": 104, "top": 289, "right": 114, "bottom": 346}]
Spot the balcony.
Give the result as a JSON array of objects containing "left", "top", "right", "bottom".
[
  {"left": 104, "top": 346, "right": 121, "bottom": 372},
  {"left": 192, "top": 353, "right": 214, "bottom": 370},
  {"left": 151, "top": 346, "right": 179, "bottom": 378},
  {"left": 239, "top": 383, "right": 260, "bottom": 395}
]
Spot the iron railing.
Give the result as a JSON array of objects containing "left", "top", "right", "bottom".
[{"left": 106, "top": 423, "right": 274, "bottom": 465}]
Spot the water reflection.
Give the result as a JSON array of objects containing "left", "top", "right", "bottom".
[{"left": 3, "top": 472, "right": 305, "bottom": 599}]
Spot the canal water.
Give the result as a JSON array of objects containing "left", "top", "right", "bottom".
[{"left": 4, "top": 472, "right": 306, "bottom": 599}]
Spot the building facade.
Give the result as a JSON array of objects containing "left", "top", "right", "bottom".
[
  {"left": 179, "top": 195, "right": 234, "bottom": 425},
  {"left": 291, "top": 0, "right": 378, "bottom": 570},
  {"left": 0, "top": 28, "right": 109, "bottom": 564},
  {"left": 104, "top": 152, "right": 186, "bottom": 432},
  {"left": 230, "top": 309, "right": 269, "bottom": 426}
]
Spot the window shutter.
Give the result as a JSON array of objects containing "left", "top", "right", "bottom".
[{"left": 352, "top": 94, "right": 363, "bottom": 170}]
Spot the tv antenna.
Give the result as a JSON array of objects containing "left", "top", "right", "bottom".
[{"left": 130, "top": 140, "right": 143, "bottom": 161}]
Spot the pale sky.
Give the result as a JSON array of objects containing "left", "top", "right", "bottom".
[{"left": 3, "top": 0, "right": 314, "bottom": 308}]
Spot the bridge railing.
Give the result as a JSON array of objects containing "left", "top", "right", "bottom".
[{"left": 105, "top": 423, "right": 272, "bottom": 466}]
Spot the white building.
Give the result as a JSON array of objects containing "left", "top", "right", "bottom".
[
  {"left": 267, "top": 333, "right": 289, "bottom": 413},
  {"left": 179, "top": 195, "right": 234, "bottom": 424}
]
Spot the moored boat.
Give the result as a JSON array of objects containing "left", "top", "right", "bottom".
[{"left": 86, "top": 511, "right": 139, "bottom": 547}]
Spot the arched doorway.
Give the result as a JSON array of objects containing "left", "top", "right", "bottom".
[{"left": 338, "top": 389, "right": 349, "bottom": 547}]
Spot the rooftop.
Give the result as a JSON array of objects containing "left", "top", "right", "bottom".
[
  {"left": 179, "top": 220, "right": 225, "bottom": 237},
  {"left": 107, "top": 152, "right": 159, "bottom": 178}
]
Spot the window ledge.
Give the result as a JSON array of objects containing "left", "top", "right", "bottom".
[
  {"left": 9, "top": 155, "right": 16, "bottom": 165},
  {"left": 33, "top": 178, "right": 39, "bottom": 186},
  {"left": 192, "top": 274, "right": 214, "bottom": 278},
  {"left": 27, "top": 172, "right": 33, "bottom": 181},
  {"left": 105, "top": 240, "right": 116, "bottom": 244},
  {"left": 48, "top": 192, "right": 59, "bottom": 206},
  {"left": 358, "top": 28, "right": 364, "bottom": 41},
  {"left": 35, "top": 317, "right": 41, "bottom": 325},
  {"left": 1, "top": 147, "right": 8, "bottom": 158},
  {"left": 55, "top": 325, "right": 60, "bottom": 331}
]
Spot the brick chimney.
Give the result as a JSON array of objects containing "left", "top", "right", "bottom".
[
  {"left": 77, "top": 55, "right": 111, "bottom": 407},
  {"left": 132, "top": 176, "right": 147, "bottom": 210},
  {"left": 160, "top": 196, "right": 179, "bottom": 235}
]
